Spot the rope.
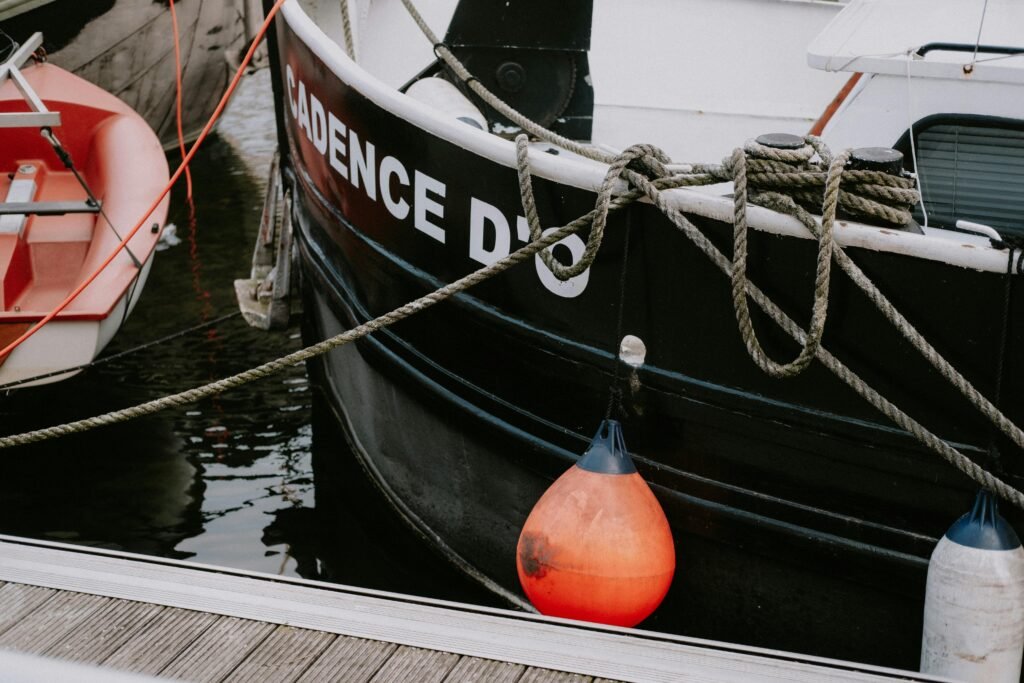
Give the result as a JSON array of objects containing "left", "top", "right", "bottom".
[
  {"left": 395, "top": 0, "right": 1019, "bottom": 505},
  {"left": 39, "top": 128, "right": 143, "bottom": 269},
  {"left": 399, "top": 0, "right": 612, "bottom": 165},
  {"left": 0, "top": 205, "right": 626, "bottom": 448},
  {"left": 0, "top": 0, "right": 291, "bottom": 362},
  {"left": 608, "top": 150, "right": 1024, "bottom": 508},
  {"left": 516, "top": 136, "right": 662, "bottom": 280},
  {"left": 339, "top": 0, "right": 355, "bottom": 59},
  {"left": 518, "top": 138, "right": 1024, "bottom": 508},
  {"left": 5, "top": 132, "right": 1024, "bottom": 511},
  {"left": 0, "top": 312, "right": 240, "bottom": 391},
  {"left": 984, "top": 248, "right": 1016, "bottom": 474},
  {"left": 169, "top": 0, "right": 194, "bottom": 199},
  {"left": 729, "top": 143, "right": 842, "bottom": 377},
  {"left": 606, "top": 219, "right": 632, "bottom": 420}
]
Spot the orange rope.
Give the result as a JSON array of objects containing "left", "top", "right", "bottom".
[
  {"left": 169, "top": 0, "right": 193, "bottom": 199},
  {"left": 1, "top": 0, "right": 288, "bottom": 360}
]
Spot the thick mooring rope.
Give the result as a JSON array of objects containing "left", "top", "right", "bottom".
[
  {"left": 398, "top": 0, "right": 611, "bottom": 165},
  {"left": 730, "top": 142, "right": 844, "bottom": 378},
  {"left": 339, "top": 0, "right": 355, "bottom": 59},
  {"left": 513, "top": 137, "right": 1024, "bottom": 508},
  {"left": 412, "top": 0, "right": 1024, "bottom": 504},
  {"left": 0, "top": 201, "right": 630, "bottom": 449}
]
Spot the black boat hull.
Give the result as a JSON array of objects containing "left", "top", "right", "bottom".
[{"left": 274, "top": 11, "right": 1024, "bottom": 670}]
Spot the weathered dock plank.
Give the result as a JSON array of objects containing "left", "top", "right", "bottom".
[
  {"left": 296, "top": 635, "right": 397, "bottom": 682},
  {"left": 370, "top": 645, "right": 460, "bottom": 682},
  {"left": 0, "top": 583, "right": 56, "bottom": 636},
  {"left": 159, "top": 616, "right": 274, "bottom": 682},
  {"left": 100, "top": 606, "right": 218, "bottom": 675},
  {"left": 44, "top": 598, "right": 162, "bottom": 664},
  {"left": 0, "top": 536, "right": 953, "bottom": 683},
  {"left": 520, "top": 669, "right": 594, "bottom": 683},
  {"left": 0, "top": 590, "right": 108, "bottom": 654},
  {"left": 444, "top": 655, "right": 526, "bottom": 682},
  {"left": 222, "top": 624, "right": 335, "bottom": 682}
]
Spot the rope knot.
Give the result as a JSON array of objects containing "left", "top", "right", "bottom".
[
  {"left": 517, "top": 137, "right": 673, "bottom": 282},
  {"left": 616, "top": 144, "right": 671, "bottom": 183}
]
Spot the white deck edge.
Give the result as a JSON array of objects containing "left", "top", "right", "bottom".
[
  {"left": 0, "top": 536, "right": 954, "bottom": 683},
  {"left": 281, "top": 0, "right": 1015, "bottom": 275}
]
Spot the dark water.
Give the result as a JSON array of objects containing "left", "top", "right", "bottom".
[{"left": 0, "top": 127, "right": 498, "bottom": 606}]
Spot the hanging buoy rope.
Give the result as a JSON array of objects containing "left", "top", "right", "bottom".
[{"left": 0, "top": 0, "right": 291, "bottom": 363}]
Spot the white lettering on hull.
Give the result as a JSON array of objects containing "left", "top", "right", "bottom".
[{"left": 285, "top": 63, "right": 590, "bottom": 297}]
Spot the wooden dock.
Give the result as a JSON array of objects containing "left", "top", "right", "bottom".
[{"left": 0, "top": 535, "right": 950, "bottom": 682}]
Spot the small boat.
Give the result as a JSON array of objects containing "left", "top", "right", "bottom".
[
  {"left": 0, "top": 34, "right": 168, "bottom": 387},
  {"left": 257, "top": 0, "right": 1024, "bottom": 671},
  {"left": 0, "top": 0, "right": 259, "bottom": 149}
]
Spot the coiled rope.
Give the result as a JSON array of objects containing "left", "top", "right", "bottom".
[{"left": 513, "top": 136, "right": 1024, "bottom": 508}]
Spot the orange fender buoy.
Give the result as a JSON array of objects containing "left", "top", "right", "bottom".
[{"left": 516, "top": 419, "right": 675, "bottom": 626}]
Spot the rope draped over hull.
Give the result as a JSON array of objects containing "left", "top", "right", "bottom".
[{"left": 518, "top": 135, "right": 1024, "bottom": 508}]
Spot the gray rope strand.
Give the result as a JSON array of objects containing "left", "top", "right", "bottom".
[
  {"left": 339, "top": 0, "right": 355, "bottom": 59},
  {"left": 522, "top": 133, "right": 1024, "bottom": 499},
  {"left": 528, "top": 133, "right": 1023, "bottom": 505},
  {"left": 397, "top": 0, "right": 612, "bottom": 165},
  {"left": 0, "top": 198, "right": 633, "bottom": 450},
  {"left": 729, "top": 146, "right": 845, "bottom": 378},
  {"left": 750, "top": 191, "right": 1024, "bottom": 456},
  {"left": 517, "top": 135, "right": 661, "bottom": 281},
  {"left": 617, "top": 159, "right": 1024, "bottom": 508},
  {"left": 396, "top": 0, "right": 1024, "bottom": 503}
]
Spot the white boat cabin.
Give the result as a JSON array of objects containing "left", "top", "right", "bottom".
[{"left": 809, "top": 0, "right": 1024, "bottom": 238}]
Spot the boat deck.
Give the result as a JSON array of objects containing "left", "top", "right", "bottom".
[{"left": 0, "top": 535, "right": 950, "bottom": 682}]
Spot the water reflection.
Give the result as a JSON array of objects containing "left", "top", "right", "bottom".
[
  {"left": 0, "top": 133, "right": 313, "bottom": 574},
  {"left": 0, "top": 127, "right": 500, "bottom": 606}
]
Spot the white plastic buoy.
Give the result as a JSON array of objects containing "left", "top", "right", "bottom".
[
  {"left": 405, "top": 77, "right": 487, "bottom": 131},
  {"left": 921, "top": 490, "right": 1024, "bottom": 682}
]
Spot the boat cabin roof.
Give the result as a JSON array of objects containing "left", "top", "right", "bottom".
[{"left": 808, "top": 0, "right": 1024, "bottom": 84}]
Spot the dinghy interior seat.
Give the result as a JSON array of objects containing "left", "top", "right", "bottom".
[{"left": 0, "top": 65, "right": 162, "bottom": 319}]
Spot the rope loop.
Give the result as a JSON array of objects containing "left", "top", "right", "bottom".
[
  {"left": 517, "top": 136, "right": 671, "bottom": 281},
  {"left": 727, "top": 141, "right": 841, "bottom": 378}
]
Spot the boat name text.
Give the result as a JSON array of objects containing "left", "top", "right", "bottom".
[{"left": 285, "top": 64, "right": 589, "bottom": 298}]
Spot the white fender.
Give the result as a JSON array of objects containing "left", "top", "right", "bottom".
[{"left": 921, "top": 491, "right": 1024, "bottom": 682}]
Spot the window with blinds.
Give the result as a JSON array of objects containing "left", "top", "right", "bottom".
[{"left": 905, "top": 118, "right": 1024, "bottom": 235}]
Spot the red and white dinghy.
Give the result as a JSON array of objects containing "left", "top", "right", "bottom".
[{"left": 0, "top": 34, "right": 168, "bottom": 388}]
